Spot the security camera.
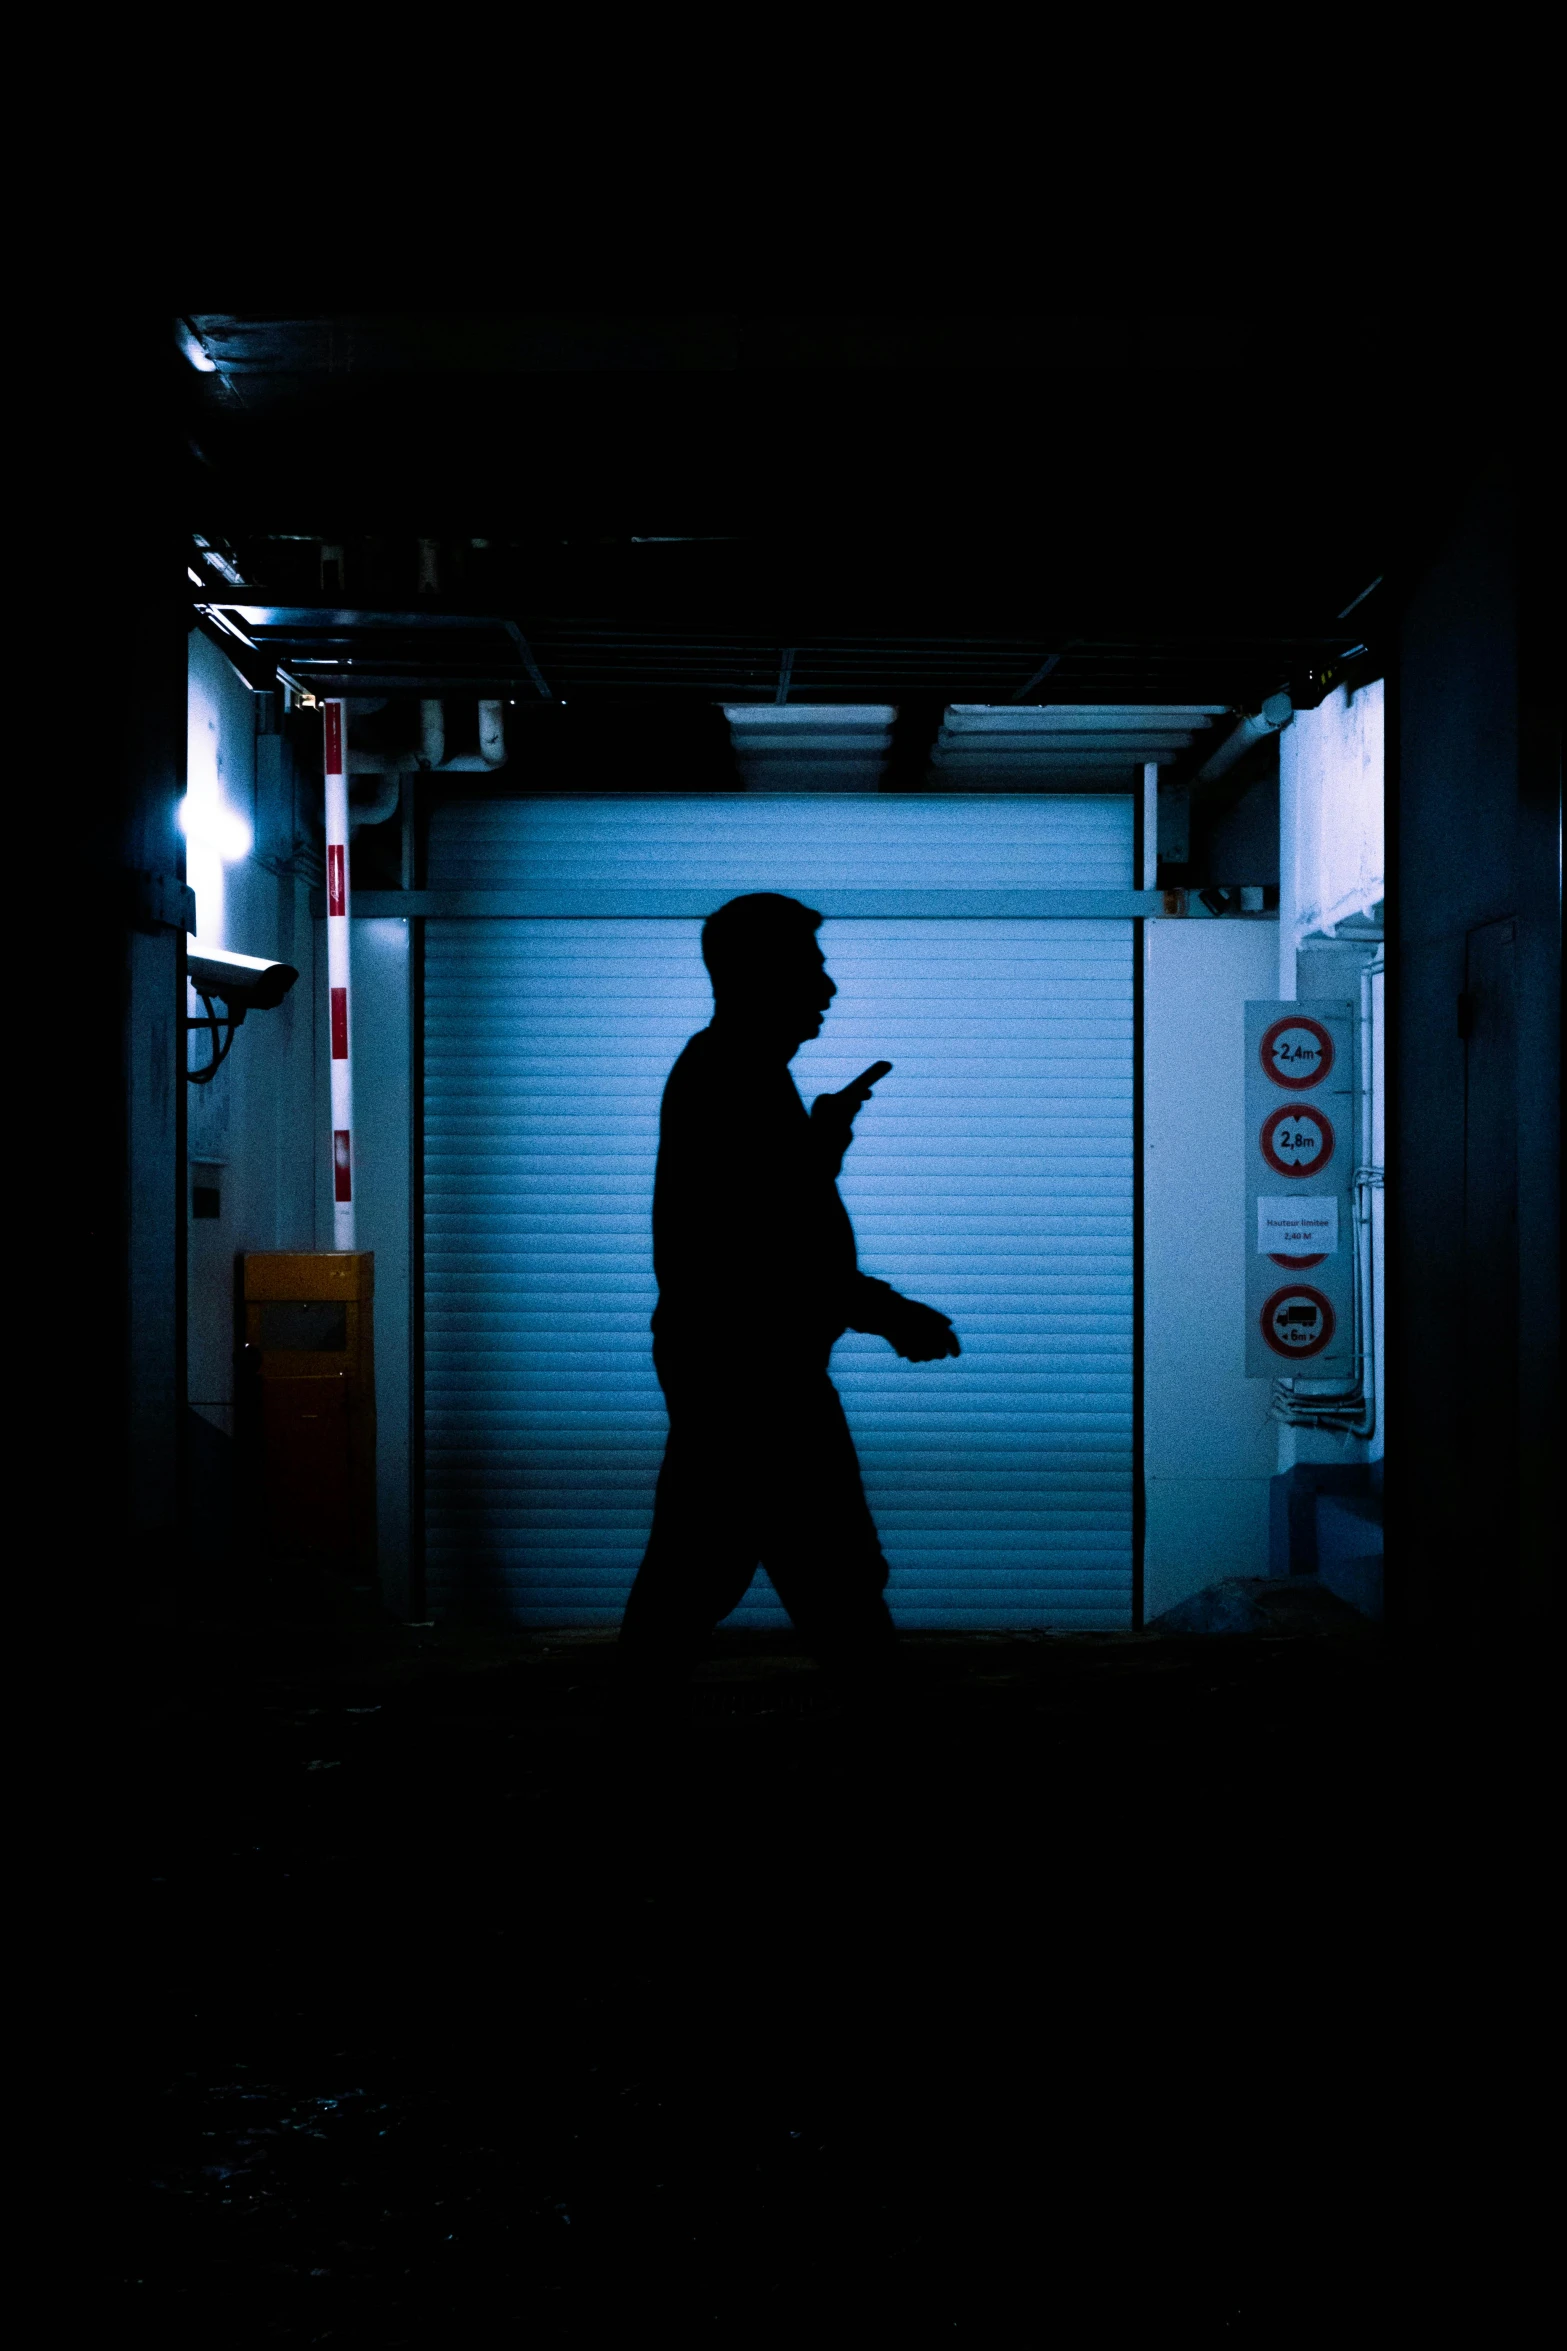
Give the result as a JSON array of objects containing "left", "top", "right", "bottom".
[
  {"left": 186, "top": 941, "right": 299, "bottom": 1084},
  {"left": 187, "top": 941, "right": 300, "bottom": 1014}
]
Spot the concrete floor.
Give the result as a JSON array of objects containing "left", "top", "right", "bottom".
[{"left": 113, "top": 1606, "right": 1546, "bottom": 2342}]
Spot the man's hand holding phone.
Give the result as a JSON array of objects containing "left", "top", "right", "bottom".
[{"left": 811, "top": 1061, "right": 893, "bottom": 1165}]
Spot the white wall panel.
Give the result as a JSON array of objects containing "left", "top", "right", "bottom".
[{"left": 1143, "top": 919, "right": 1279, "bottom": 1616}]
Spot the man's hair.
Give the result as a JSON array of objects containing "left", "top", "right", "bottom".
[{"left": 701, "top": 893, "right": 823, "bottom": 993}]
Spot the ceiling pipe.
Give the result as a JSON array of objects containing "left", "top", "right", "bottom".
[
  {"left": 1194, "top": 692, "right": 1293, "bottom": 785},
  {"left": 348, "top": 775, "right": 401, "bottom": 834},
  {"left": 426, "top": 697, "right": 507, "bottom": 773},
  {"left": 341, "top": 697, "right": 508, "bottom": 796}
]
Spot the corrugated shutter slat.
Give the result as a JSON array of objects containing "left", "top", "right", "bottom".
[{"left": 424, "top": 798, "right": 1133, "bottom": 1628}]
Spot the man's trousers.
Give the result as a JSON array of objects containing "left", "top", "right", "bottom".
[{"left": 619, "top": 1352, "right": 894, "bottom": 1666}]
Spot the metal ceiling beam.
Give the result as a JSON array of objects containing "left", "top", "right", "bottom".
[
  {"left": 503, "top": 620, "right": 555, "bottom": 702},
  {"left": 193, "top": 580, "right": 1367, "bottom": 711},
  {"left": 1007, "top": 647, "right": 1067, "bottom": 701}
]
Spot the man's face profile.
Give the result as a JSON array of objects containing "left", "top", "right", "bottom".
[
  {"left": 779, "top": 943, "right": 837, "bottom": 1044},
  {"left": 718, "top": 938, "right": 837, "bottom": 1055}
]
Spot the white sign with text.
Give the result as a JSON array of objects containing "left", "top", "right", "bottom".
[{"left": 1257, "top": 1197, "right": 1339, "bottom": 1255}]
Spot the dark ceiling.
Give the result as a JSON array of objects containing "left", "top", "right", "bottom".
[{"left": 173, "top": 310, "right": 1520, "bottom": 716}]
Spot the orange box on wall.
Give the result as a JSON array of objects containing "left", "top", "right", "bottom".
[{"left": 241, "top": 1253, "right": 377, "bottom": 1586}]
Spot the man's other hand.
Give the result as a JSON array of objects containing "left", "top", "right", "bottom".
[{"left": 884, "top": 1298, "right": 961, "bottom": 1362}]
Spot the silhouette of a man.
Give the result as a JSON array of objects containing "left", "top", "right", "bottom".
[{"left": 620, "top": 892, "right": 959, "bottom": 1681}]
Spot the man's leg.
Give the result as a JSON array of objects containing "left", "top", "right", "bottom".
[
  {"left": 757, "top": 1375, "right": 896, "bottom": 1675},
  {"left": 619, "top": 1389, "right": 760, "bottom": 1694}
]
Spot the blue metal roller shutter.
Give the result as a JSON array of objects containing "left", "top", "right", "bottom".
[{"left": 423, "top": 797, "right": 1133, "bottom": 1628}]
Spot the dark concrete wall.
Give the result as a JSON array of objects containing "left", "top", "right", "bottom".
[
  {"left": 1208, "top": 772, "right": 1281, "bottom": 888},
  {"left": 1392, "top": 462, "right": 1561, "bottom": 1623},
  {"left": 80, "top": 319, "right": 193, "bottom": 1631}
]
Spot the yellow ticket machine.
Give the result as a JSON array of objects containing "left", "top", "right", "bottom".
[{"left": 241, "top": 1252, "right": 377, "bottom": 1586}]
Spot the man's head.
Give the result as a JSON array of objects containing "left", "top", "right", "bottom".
[{"left": 701, "top": 893, "right": 836, "bottom": 1052}]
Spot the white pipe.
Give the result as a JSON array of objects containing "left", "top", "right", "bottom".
[
  {"left": 1278, "top": 720, "right": 1299, "bottom": 999},
  {"left": 322, "top": 699, "right": 355, "bottom": 1251},
  {"left": 1141, "top": 760, "right": 1158, "bottom": 889},
  {"left": 341, "top": 699, "right": 508, "bottom": 779},
  {"left": 348, "top": 776, "right": 401, "bottom": 833},
  {"left": 1359, "top": 951, "right": 1376, "bottom": 1195},
  {"left": 1348, "top": 947, "right": 1384, "bottom": 1442},
  {"left": 1195, "top": 692, "right": 1293, "bottom": 785},
  {"left": 1370, "top": 957, "right": 1386, "bottom": 1455},
  {"left": 421, "top": 698, "right": 507, "bottom": 773}
]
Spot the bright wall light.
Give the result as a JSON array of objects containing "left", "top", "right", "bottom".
[
  {"left": 177, "top": 793, "right": 252, "bottom": 862},
  {"left": 185, "top": 676, "right": 252, "bottom": 946},
  {"left": 176, "top": 321, "right": 218, "bottom": 373}
]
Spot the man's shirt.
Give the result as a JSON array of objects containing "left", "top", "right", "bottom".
[{"left": 650, "top": 1023, "right": 897, "bottom": 1369}]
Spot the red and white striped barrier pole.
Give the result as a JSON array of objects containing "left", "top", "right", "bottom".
[{"left": 323, "top": 698, "right": 356, "bottom": 1249}]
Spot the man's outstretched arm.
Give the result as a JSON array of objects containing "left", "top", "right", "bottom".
[{"left": 845, "top": 1273, "right": 961, "bottom": 1362}]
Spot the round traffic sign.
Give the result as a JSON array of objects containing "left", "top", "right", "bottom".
[
  {"left": 1259, "top": 1103, "right": 1336, "bottom": 1177},
  {"left": 1260, "top": 1285, "right": 1336, "bottom": 1359},
  {"left": 1270, "top": 1252, "right": 1326, "bottom": 1269},
  {"left": 1259, "top": 1015, "right": 1335, "bottom": 1088}
]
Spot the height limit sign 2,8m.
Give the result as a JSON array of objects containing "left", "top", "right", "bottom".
[{"left": 1244, "top": 1003, "right": 1355, "bottom": 1378}]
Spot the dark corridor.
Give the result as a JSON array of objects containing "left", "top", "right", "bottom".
[{"left": 88, "top": 308, "right": 1557, "bottom": 2340}]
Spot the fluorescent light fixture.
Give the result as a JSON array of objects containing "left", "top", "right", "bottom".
[
  {"left": 721, "top": 705, "right": 897, "bottom": 729},
  {"left": 176, "top": 320, "right": 218, "bottom": 373},
  {"left": 194, "top": 541, "right": 246, "bottom": 586},
  {"left": 200, "top": 606, "right": 257, "bottom": 650},
  {"left": 188, "top": 567, "right": 204, "bottom": 586}
]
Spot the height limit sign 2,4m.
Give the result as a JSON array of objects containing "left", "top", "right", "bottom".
[{"left": 1245, "top": 1004, "right": 1355, "bottom": 1379}]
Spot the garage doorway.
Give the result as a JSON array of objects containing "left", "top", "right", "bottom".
[{"left": 422, "top": 796, "right": 1135, "bottom": 1627}]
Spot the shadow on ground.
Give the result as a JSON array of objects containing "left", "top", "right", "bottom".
[{"left": 112, "top": 1604, "right": 1545, "bottom": 2342}]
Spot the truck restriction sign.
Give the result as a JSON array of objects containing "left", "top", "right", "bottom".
[
  {"left": 1259, "top": 1103, "right": 1335, "bottom": 1177},
  {"left": 1260, "top": 1285, "right": 1336, "bottom": 1358},
  {"left": 1259, "top": 1015, "right": 1335, "bottom": 1088}
]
